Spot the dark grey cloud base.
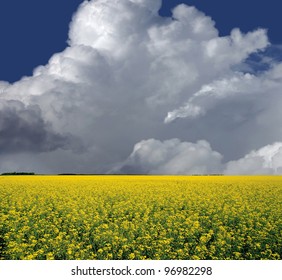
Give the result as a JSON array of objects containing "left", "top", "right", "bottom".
[{"left": 0, "top": 100, "right": 69, "bottom": 153}]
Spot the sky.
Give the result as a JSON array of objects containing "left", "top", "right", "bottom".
[{"left": 1, "top": 0, "right": 282, "bottom": 174}]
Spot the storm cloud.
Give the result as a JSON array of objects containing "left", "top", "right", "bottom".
[
  {"left": 0, "top": 99, "right": 70, "bottom": 153},
  {"left": 1, "top": 0, "right": 282, "bottom": 174}
]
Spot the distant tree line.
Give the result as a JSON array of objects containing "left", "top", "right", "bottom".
[{"left": 1, "top": 172, "right": 35, "bottom": 176}]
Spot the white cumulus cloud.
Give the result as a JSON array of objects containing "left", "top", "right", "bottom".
[
  {"left": 225, "top": 142, "right": 282, "bottom": 174},
  {"left": 114, "top": 139, "right": 282, "bottom": 175},
  {"left": 112, "top": 138, "right": 223, "bottom": 174}
]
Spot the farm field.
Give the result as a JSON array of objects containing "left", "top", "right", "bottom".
[{"left": 0, "top": 175, "right": 281, "bottom": 260}]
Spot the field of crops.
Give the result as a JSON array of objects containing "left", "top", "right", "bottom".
[{"left": 0, "top": 175, "right": 281, "bottom": 260}]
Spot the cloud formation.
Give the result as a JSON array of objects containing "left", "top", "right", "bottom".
[
  {"left": 115, "top": 139, "right": 282, "bottom": 175},
  {"left": 1, "top": 0, "right": 282, "bottom": 174},
  {"left": 165, "top": 72, "right": 266, "bottom": 123},
  {"left": 225, "top": 142, "right": 282, "bottom": 174},
  {"left": 112, "top": 138, "right": 223, "bottom": 174},
  {"left": 0, "top": 99, "right": 69, "bottom": 153}
]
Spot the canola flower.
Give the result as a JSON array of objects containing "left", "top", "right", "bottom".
[{"left": 0, "top": 175, "right": 281, "bottom": 260}]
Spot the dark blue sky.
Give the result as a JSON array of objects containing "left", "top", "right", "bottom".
[{"left": 1, "top": 0, "right": 281, "bottom": 83}]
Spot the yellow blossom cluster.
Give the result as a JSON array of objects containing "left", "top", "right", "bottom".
[{"left": 0, "top": 175, "right": 281, "bottom": 260}]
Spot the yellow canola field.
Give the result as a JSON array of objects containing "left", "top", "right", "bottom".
[{"left": 0, "top": 175, "right": 281, "bottom": 260}]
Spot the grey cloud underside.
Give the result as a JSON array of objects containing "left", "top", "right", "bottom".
[
  {"left": 0, "top": 99, "right": 72, "bottom": 153},
  {"left": 1, "top": 0, "right": 282, "bottom": 174}
]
